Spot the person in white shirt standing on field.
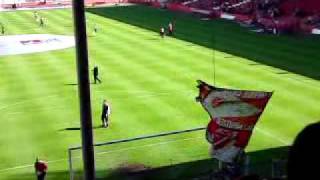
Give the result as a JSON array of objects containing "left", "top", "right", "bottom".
[{"left": 101, "top": 100, "right": 111, "bottom": 128}]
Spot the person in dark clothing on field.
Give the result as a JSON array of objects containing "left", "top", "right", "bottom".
[
  {"left": 34, "top": 158, "right": 48, "bottom": 180},
  {"left": 101, "top": 100, "right": 111, "bottom": 128},
  {"left": 40, "top": 17, "right": 44, "bottom": 27},
  {"left": 94, "top": 24, "right": 98, "bottom": 33},
  {"left": 92, "top": 65, "right": 101, "bottom": 84},
  {"left": 0, "top": 23, "right": 5, "bottom": 35}
]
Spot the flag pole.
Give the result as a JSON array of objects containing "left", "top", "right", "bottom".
[{"left": 72, "top": 0, "right": 96, "bottom": 179}]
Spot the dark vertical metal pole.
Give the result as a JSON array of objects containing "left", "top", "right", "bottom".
[
  {"left": 72, "top": 0, "right": 96, "bottom": 179},
  {"left": 211, "top": 33, "right": 216, "bottom": 86}
]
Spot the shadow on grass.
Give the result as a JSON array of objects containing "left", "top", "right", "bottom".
[
  {"left": 64, "top": 83, "right": 78, "bottom": 86},
  {"left": 101, "top": 146, "right": 289, "bottom": 180},
  {"left": 58, "top": 125, "right": 104, "bottom": 131},
  {"left": 64, "top": 82, "right": 98, "bottom": 86},
  {"left": 276, "top": 71, "right": 290, "bottom": 75},
  {"left": 5, "top": 146, "right": 288, "bottom": 180},
  {"left": 86, "top": 5, "right": 320, "bottom": 81}
]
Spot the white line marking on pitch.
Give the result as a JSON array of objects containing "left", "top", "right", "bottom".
[
  {"left": 255, "top": 127, "right": 290, "bottom": 145},
  {"left": 0, "top": 94, "right": 59, "bottom": 111},
  {"left": 95, "top": 137, "right": 203, "bottom": 156}
]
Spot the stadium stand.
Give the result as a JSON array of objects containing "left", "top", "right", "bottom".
[
  {"left": 162, "top": 0, "right": 320, "bottom": 34},
  {"left": 0, "top": 0, "right": 318, "bottom": 42},
  {"left": 0, "top": 0, "right": 129, "bottom": 9}
]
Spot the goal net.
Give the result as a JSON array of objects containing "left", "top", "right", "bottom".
[{"left": 68, "top": 127, "right": 214, "bottom": 180}]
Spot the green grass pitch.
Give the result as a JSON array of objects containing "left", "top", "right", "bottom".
[{"left": 0, "top": 5, "right": 320, "bottom": 179}]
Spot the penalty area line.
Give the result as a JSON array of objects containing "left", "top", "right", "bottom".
[{"left": 0, "top": 159, "right": 66, "bottom": 174}]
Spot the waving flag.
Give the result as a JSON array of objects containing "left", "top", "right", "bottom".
[{"left": 196, "top": 80, "right": 272, "bottom": 163}]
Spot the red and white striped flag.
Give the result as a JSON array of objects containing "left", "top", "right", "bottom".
[{"left": 196, "top": 80, "right": 272, "bottom": 163}]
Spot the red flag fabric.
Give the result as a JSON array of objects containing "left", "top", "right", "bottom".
[{"left": 196, "top": 80, "right": 272, "bottom": 163}]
